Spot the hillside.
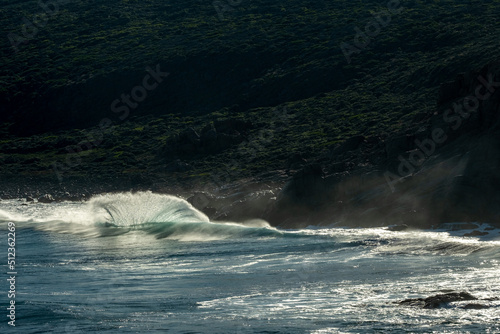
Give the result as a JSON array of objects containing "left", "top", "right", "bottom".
[{"left": 1, "top": 0, "right": 500, "bottom": 227}]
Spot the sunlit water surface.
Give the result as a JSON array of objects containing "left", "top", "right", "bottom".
[{"left": 1, "top": 192, "right": 499, "bottom": 333}]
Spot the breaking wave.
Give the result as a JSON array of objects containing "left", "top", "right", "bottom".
[
  {"left": 89, "top": 192, "right": 210, "bottom": 226},
  {"left": 0, "top": 192, "right": 286, "bottom": 241},
  {"left": 1, "top": 192, "right": 499, "bottom": 247}
]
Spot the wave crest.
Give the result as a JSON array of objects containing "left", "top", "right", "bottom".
[
  {"left": 89, "top": 191, "right": 210, "bottom": 226},
  {"left": 86, "top": 192, "right": 281, "bottom": 241}
]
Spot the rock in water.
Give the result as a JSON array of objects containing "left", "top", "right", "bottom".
[
  {"left": 398, "top": 292, "right": 478, "bottom": 309},
  {"left": 38, "top": 194, "right": 55, "bottom": 203}
]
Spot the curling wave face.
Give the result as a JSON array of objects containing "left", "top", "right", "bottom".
[
  {"left": 0, "top": 191, "right": 286, "bottom": 241},
  {"left": 1, "top": 191, "right": 500, "bottom": 248},
  {"left": 89, "top": 191, "right": 210, "bottom": 226}
]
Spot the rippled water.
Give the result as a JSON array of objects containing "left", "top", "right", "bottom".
[{"left": 1, "top": 192, "right": 499, "bottom": 333}]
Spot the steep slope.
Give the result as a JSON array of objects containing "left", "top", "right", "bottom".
[{"left": 0, "top": 0, "right": 499, "bottom": 223}]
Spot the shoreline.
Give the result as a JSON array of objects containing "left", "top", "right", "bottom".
[{"left": 2, "top": 182, "right": 500, "bottom": 239}]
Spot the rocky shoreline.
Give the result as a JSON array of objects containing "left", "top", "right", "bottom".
[{"left": 2, "top": 61, "right": 500, "bottom": 230}]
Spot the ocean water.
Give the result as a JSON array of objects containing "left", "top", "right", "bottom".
[{"left": 1, "top": 191, "right": 499, "bottom": 333}]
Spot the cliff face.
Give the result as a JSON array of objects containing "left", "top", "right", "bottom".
[{"left": 267, "top": 61, "right": 500, "bottom": 228}]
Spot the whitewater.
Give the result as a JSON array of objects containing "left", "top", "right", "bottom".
[{"left": 1, "top": 191, "right": 499, "bottom": 333}]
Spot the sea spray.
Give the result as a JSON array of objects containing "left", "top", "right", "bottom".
[
  {"left": 0, "top": 192, "right": 288, "bottom": 240},
  {"left": 86, "top": 191, "right": 285, "bottom": 240},
  {"left": 88, "top": 191, "right": 210, "bottom": 226}
]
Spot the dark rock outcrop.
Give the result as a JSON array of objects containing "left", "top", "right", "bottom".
[
  {"left": 201, "top": 207, "right": 217, "bottom": 218},
  {"left": 187, "top": 192, "right": 215, "bottom": 211},
  {"left": 267, "top": 164, "right": 327, "bottom": 227},
  {"left": 38, "top": 194, "right": 55, "bottom": 203},
  {"left": 214, "top": 190, "right": 276, "bottom": 221},
  {"left": 188, "top": 187, "right": 276, "bottom": 222},
  {"left": 265, "top": 60, "right": 500, "bottom": 229},
  {"left": 398, "top": 292, "right": 477, "bottom": 309}
]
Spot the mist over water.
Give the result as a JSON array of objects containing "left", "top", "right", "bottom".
[{"left": 1, "top": 192, "right": 499, "bottom": 333}]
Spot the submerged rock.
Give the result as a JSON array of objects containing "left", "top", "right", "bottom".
[{"left": 398, "top": 292, "right": 477, "bottom": 309}]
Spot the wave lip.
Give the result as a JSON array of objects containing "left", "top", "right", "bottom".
[
  {"left": 88, "top": 191, "right": 284, "bottom": 241},
  {"left": 89, "top": 191, "right": 210, "bottom": 226}
]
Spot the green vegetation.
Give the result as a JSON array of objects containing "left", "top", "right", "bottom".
[{"left": 0, "top": 0, "right": 499, "bottom": 188}]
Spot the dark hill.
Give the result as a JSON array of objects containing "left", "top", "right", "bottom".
[{"left": 1, "top": 0, "right": 500, "bottom": 227}]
